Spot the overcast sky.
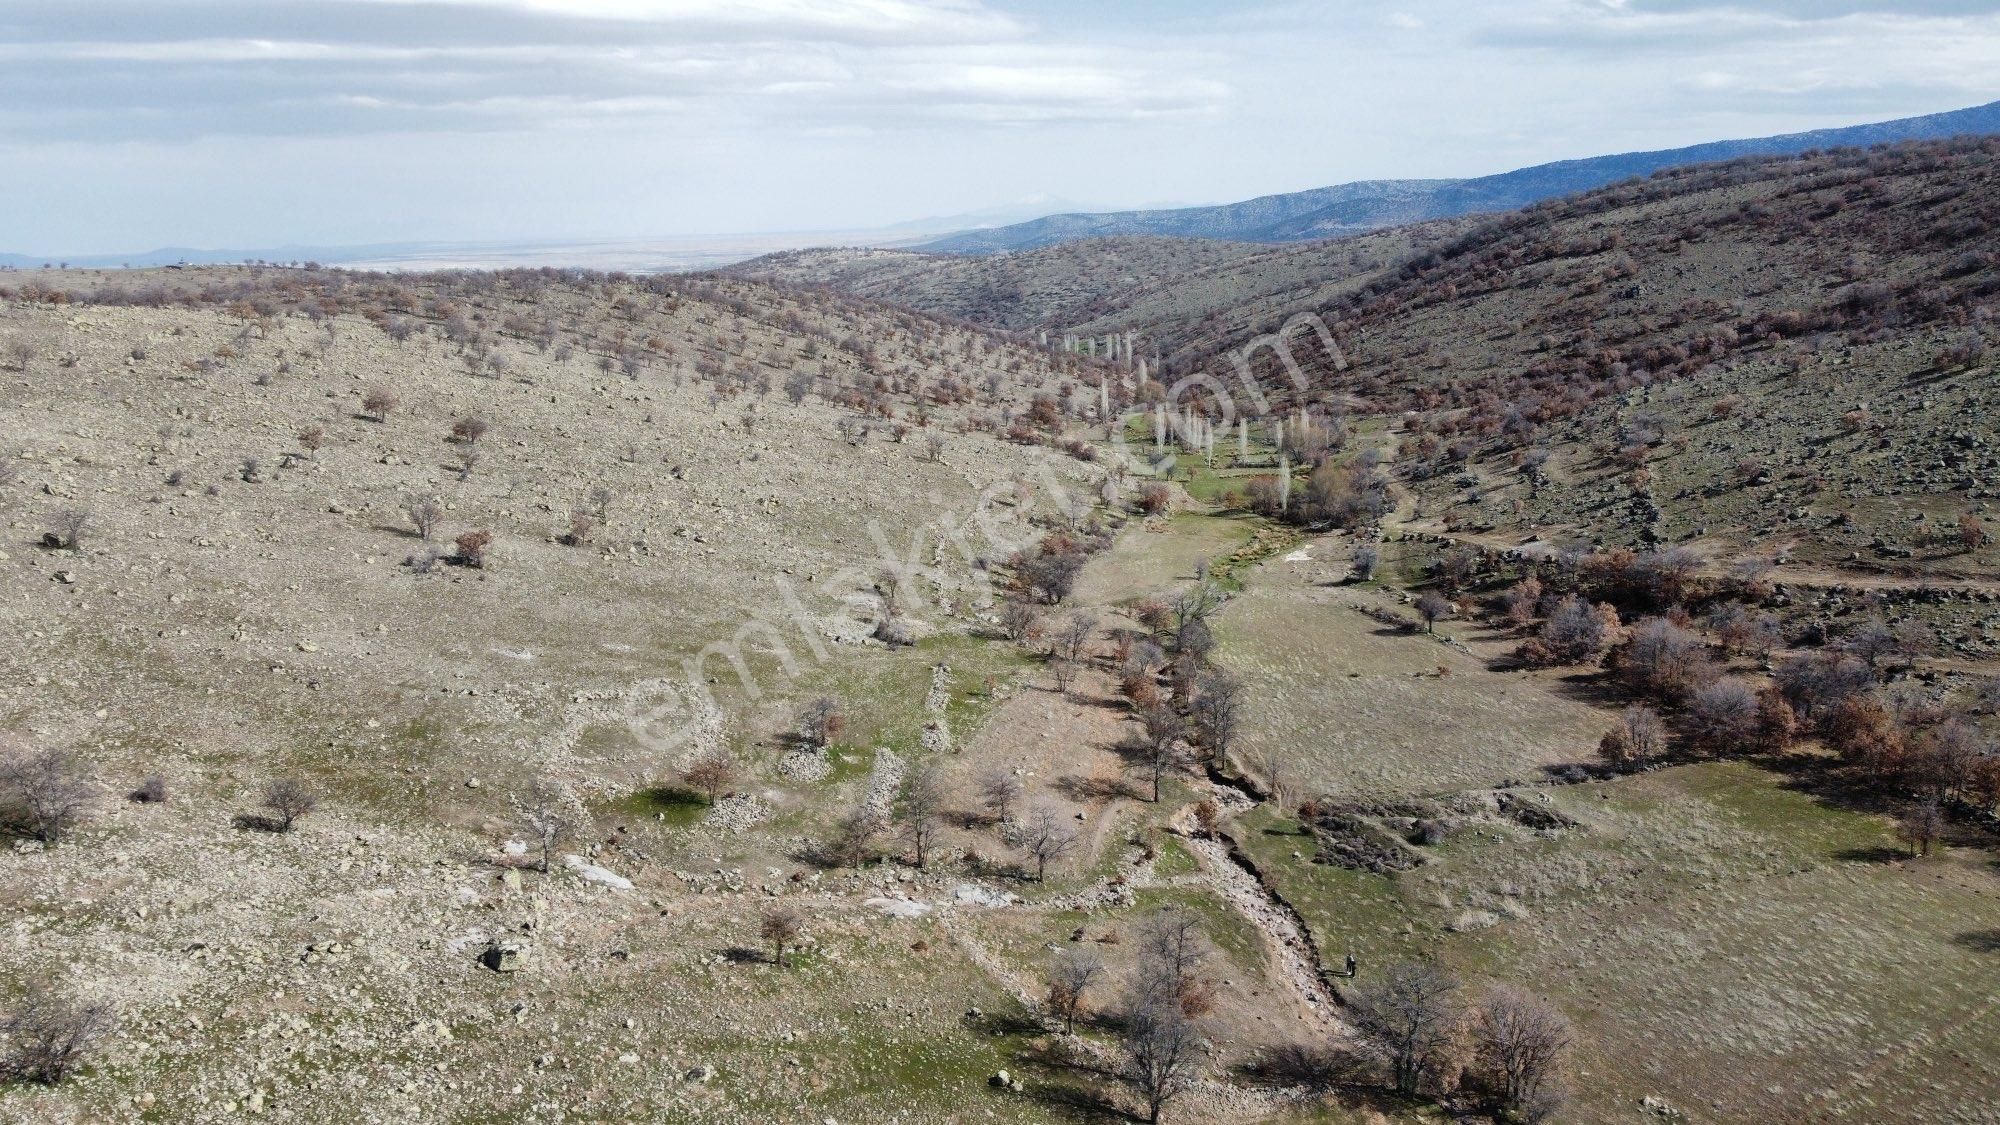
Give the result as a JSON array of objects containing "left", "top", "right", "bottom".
[{"left": 3, "top": 0, "right": 1997, "bottom": 254}]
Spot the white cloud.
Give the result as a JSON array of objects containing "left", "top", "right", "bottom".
[{"left": 351, "top": 0, "right": 1023, "bottom": 40}]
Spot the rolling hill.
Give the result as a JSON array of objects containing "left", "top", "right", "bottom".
[{"left": 917, "top": 98, "right": 2000, "bottom": 254}]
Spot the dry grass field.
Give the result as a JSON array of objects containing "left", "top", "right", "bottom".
[
  {"left": 1216, "top": 536, "right": 1608, "bottom": 799},
  {"left": 1234, "top": 756, "right": 2000, "bottom": 1124}
]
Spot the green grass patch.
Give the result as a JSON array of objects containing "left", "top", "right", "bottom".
[{"left": 616, "top": 785, "right": 709, "bottom": 827}]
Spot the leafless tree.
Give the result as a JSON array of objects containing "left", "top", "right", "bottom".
[
  {"left": 1503, "top": 576, "right": 1543, "bottom": 629},
  {"left": 1133, "top": 705, "right": 1188, "bottom": 802},
  {"left": 1049, "top": 656, "right": 1078, "bottom": 695},
  {"left": 0, "top": 745, "right": 96, "bottom": 845},
  {"left": 361, "top": 384, "right": 399, "bottom": 422},
  {"left": 1898, "top": 797, "right": 1944, "bottom": 858},
  {"left": 49, "top": 507, "right": 92, "bottom": 550},
  {"left": 1122, "top": 991, "right": 1203, "bottom": 1124},
  {"left": 1122, "top": 911, "right": 1214, "bottom": 1122},
  {"left": 978, "top": 767, "right": 1023, "bottom": 825},
  {"left": 1416, "top": 591, "right": 1453, "bottom": 634},
  {"left": 402, "top": 497, "right": 443, "bottom": 541},
  {"left": 260, "top": 777, "right": 317, "bottom": 832},
  {"left": 1000, "top": 598, "right": 1042, "bottom": 645},
  {"left": 1047, "top": 947, "right": 1106, "bottom": 1033},
  {"left": 1349, "top": 961, "right": 1470, "bottom": 1097},
  {"left": 1687, "top": 678, "right": 1761, "bottom": 753},
  {"left": 1189, "top": 671, "right": 1243, "bottom": 764},
  {"left": 1171, "top": 582, "right": 1225, "bottom": 650},
  {"left": 297, "top": 425, "right": 325, "bottom": 456},
  {"left": 798, "top": 697, "right": 846, "bottom": 749},
  {"left": 1611, "top": 617, "right": 1713, "bottom": 700},
  {"left": 898, "top": 760, "right": 947, "bottom": 870},
  {"left": 682, "top": 751, "right": 739, "bottom": 804},
  {"left": 760, "top": 907, "right": 804, "bottom": 967},
  {"left": 451, "top": 415, "right": 490, "bottom": 445},
  {"left": 1351, "top": 543, "right": 1380, "bottom": 581},
  {"left": 1530, "top": 595, "right": 1615, "bottom": 665},
  {"left": 514, "top": 775, "right": 590, "bottom": 873},
  {"left": 1475, "top": 986, "right": 1572, "bottom": 1114},
  {"left": 1, "top": 336, "right": 38, "bottom": 372},
  {"left": 1254, "top": 748, "right": 1296, "bottom": 814},
  {"left": 1841, "top": 618, "right": 1899, "bottom": 670},
  {"left": 0, "top": 986, "right": 114, "bottom": 1085},
  {"left": 1597, "top": 703, "right": 1668, "bottom": 772},
  {"left": 1054, "top": 612, "right": 1097, "bottom": 667},
  {"left": 823, "top": 803, "right": 884, "bottom": 868},
  {"left": 1014, "top": 804, "right": 1079, "bottom": 881}
]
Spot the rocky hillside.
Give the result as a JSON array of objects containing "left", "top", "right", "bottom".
[
  {"left": 1172, "top": 137, "right": 2000, "bottom": 579},
  {"left": 726, "top": 236, "right": 1268, "bottom": 334}
]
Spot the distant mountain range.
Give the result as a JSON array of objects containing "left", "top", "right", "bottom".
[
  {"left": 0, "top": 200, "right": 1113, "bottom": 274},
  {"left": 917, "top": 98, "right": 2000, "bottom": 254}
]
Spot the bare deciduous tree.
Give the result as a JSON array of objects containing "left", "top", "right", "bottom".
[
  {"left": 978, "top": 767, "right": 1023, "bottom": 825},
  {"left": 361, "top": 384, "right": 399, "bottom": 421},
  {"left": 1000, "top": 598, "right": 1042, "bottom": 645},
  {"left": 514, "top": 776, "right": 589, "bottom": 873},
  {"left": 823, "top": 802, "right": 884, "bottom": 868},
  {"left": 682, "top": 751, "right": 739, "bottom": 805},
  {"left": 1047, "top": 947, "right": 1105, "bottom": 1033},
  {"left": 1122, "top": 993, "right": 1203, "bottom": 1124},
  {"left": 1898, "top": 797, "right": 1944, "bottom": 858},
  {"left": 1475, "top": 986, "right": 1572, "bottom": 1115},
  {"left": 1416, "top": 591, "right": 1453, "bottom": 634},
  {"left": 1134, "top": 907, "right": 1214, "bottom": 1015},
  {"left": 1349, "top": 961, "right": 1470, "bottom": 1097},
  {"left": 0, "top": 986, "right": 114, "bottom": 1085},
  {"left": 1014, "top": 804, "right": 1078, "bottom": 881},
  {"left": 1525, "top": 595, "right": 1616, "bottom": 666},
  {"left": 403, "top": 497, "right": 443, "bottom": 541},
  {"left": 1122, "top": 910, "right": 1214, "bottom": 1123},
  {"left": 261, "top": 777, "right": 317, "bottom": 832},
  {"left": 1597, "top": 703, "right": 1668, "bottom": 772},
  {"left": 1189, "top": 671, "right": 1243, "bottom": 764},
  {"left": 1687, "top": 678, "right": 1761, "bottom": 754},
  {"left": 1132, "top": 705, "right": 1188, "bottom": 802},
  {"left": 0, "top": 744, "right": 96, "bottom": 845},
  {"left": 49, "top": 507, "right": 93, "bottom": 551},
  {"left": 760, "top": 907, "right": 804, "bottom": 967},
  {"left": 1350, "top": 544, "right": 1381, "bottom": 582},
  {"left": 798, "top": 697, "right": 846, "bottom": 749},
  {"left": 1, "top": 336, "right": 39, "bottom": 372},
  {"left": 1049, "top": 656, "right": 1078, "bottom": 695},
  {"left": 897, "top": 760, "right": 946, "bottom": 870},
  {"left": 1054, "top": 612, "right": 1097, "bottom": 667}
]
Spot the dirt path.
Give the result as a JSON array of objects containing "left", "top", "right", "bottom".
[{"left": 942, "top": 496, "right": 1357, "bottom": 1074}]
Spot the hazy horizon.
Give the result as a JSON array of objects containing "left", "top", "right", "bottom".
[{"left": 5, "top": 0, "right": 2000, "bottom": 256}]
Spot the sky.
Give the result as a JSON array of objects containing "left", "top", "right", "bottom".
[{"left": 3, "top": 0, "right": 1998, "bottom": 255}]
